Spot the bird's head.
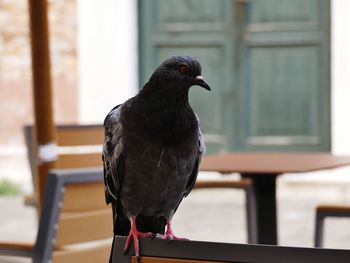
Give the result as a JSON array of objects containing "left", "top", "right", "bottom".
[{"left": 147, "top": 56, "right": 211, "bottom": 92}]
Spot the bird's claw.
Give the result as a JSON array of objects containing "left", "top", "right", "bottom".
[
  {"left": 151, "top": 219, "right": 189, "bottom": 241},
  {"left": 124, "top": 217, "right": 156, "bottom": 258},
  {"left": 167, "top": 235, "right": 188, "bottom": 241},
  {"left": 152, "top": 233, "right": 188, "bottom": 241},
  {"left": 123, "top": 229, "right": 153, "bottom": 256}
]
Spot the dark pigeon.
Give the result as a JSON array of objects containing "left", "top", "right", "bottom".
[{"left": 102, "top": 56, "right": 210, "bottom": 259}]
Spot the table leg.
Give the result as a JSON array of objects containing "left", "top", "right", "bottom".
[{"left": 242, "top": 173, "right": 278, "bottom": 245}]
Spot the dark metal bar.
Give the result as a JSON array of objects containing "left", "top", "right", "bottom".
[{"left": 113, "top": 236, "right": 350, "bottom": 263}]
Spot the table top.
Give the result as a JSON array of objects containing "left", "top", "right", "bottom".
[{"left": 200, "top": 152, "right": 350, "bottom": 175}]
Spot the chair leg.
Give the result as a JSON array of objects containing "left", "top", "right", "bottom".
[
  {"left": 245, "top": 185, "right": 258, "bottom": 244},
  {"left": 314, "top": 212, "right": 325, "bottom": 247}
]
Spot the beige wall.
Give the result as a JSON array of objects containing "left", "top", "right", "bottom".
[
  {"left": 0, "top": 0, "right": 78, "bottom": 150},
  {"left": 77, "top": 0, "right": 138, "bottom": 123},
  {"left": 331, "top": 0, "right": 350, "bottom": 154}
]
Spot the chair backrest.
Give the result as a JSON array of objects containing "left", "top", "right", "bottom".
[
  {"left": 23, "top": 124, "right": 104, "bottom": 195},
  {"left": 34, "top": 168, "right": 112, "bottom": 263},
  {"left": 112, "top": 236, "right": 350, "bottom": 263}
]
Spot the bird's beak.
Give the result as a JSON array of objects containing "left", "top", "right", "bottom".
[{"left": 195, "top": 76, "right": 211, "bottom": 91}]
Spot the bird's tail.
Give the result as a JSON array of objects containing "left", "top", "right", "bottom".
[
  {"left": 136, "top": 215, "right": 166, "bottom": 234},
  {"left": 113, "top": 201, "right": 131, "bottom": 235},
  {"left": 108, "top": 201, "right": 130, "bottom": 263}
]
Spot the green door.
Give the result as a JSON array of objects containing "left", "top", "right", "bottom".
[{"left": 139, "top": 0, "right": 330, "bottom": 153}]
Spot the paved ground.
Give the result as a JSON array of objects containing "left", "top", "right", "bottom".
[{"left": 1, "top": 173, "right": 350, "bottom": 262}]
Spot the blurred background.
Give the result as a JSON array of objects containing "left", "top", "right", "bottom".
[{"left": 1, "top": 0, "right": 350, "bottom": 250}]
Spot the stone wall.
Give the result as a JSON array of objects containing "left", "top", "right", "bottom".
[{"left": 0, "top": 0, "right": 78, "bottom": 148}]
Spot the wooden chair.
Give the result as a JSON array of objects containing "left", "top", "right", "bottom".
[
  {"left": 23, "top": 124, "right": 104, "bottom": 205},
  {"left": 112, "top": 235, "right": 350, "bottom": 263},
  {"left": 0, "top": 168, "right": 112, "bottom": 263},
  {"left": 314, "top": 204, "right": 350, "bottom": 247}
]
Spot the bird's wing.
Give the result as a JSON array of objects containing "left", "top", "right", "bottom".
[
  {"left": 183, "top": 114, "right": 206, "bottom": 197},
  {"left": 102, "top": 104, "right": 125, "bottom": 204}
]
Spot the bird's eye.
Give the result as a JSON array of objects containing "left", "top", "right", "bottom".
[{"left": 179, "top": 65, "right": 189, "bottom": 74}]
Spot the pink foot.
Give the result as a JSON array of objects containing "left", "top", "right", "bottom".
[
  {"left": 123, "top": 217, "right": 153, "bottom": 257},
  {"left": 155, "top": 219, "right": 188, "bottom": 241}
]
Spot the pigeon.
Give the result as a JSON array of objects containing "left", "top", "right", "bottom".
[{"left": 102, "top": 56, "right": 210, "bottom": 260}]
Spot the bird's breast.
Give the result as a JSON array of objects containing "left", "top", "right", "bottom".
[
  {"left": 124, "top": 106, "right": 198, "bottom": 146},
  {"left": 120, "top": 143, "right": 196, "bottom": 217}
]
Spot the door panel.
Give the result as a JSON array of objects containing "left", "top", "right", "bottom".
[
  {"left": 249, "top": 47, "right": 318, "bottom": 135},
  {"left": 250, "top": 0, "right": 319, "bottom": 23},
  {"left": 238, "top": 0, "right": 330, "bottom": 151}
]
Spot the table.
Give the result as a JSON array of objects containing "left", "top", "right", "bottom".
[{"left": 200, "top": 152, "right": 350, "bottom": 245}]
